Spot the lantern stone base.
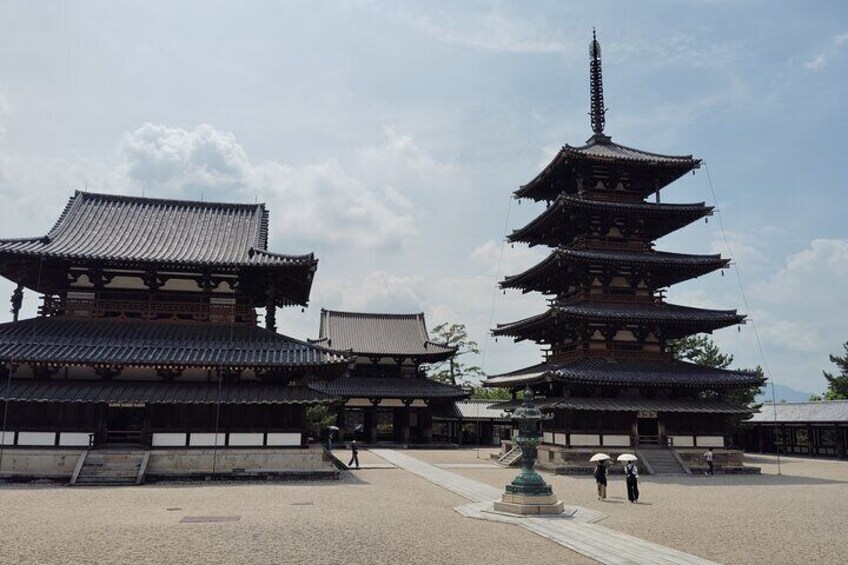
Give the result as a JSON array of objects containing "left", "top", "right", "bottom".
[{"left": 493, "top": 492, "right": 564, "bottom": 515}]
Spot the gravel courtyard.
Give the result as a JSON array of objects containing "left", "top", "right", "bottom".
[{"left": 1, "top": 449, "right": 845, "bottom": 565}]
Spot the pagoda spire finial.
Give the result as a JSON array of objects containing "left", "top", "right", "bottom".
[{"left": 589, "top": 29, "right": 607, "bottom": 136}]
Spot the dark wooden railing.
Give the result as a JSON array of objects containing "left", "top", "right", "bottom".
[{"left": 40, "top": 296, "right": 256, "bottom": 324}]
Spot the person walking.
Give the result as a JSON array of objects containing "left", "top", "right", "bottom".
[
  {"left": 625, "top": 460, "right": 639, "bottom": 503},
  {"left": 593, "top": 460, "right": 608, "bottom": 500},
  {"left": 704, "top": 447, "right": 715, "bottom": 476},
  {"left": 348, "top": 439, "right": 360, "bottom": 469}
]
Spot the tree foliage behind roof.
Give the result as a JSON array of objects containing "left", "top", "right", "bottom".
[
  {"left": 426, "top": 322, "right": 484, "bottom": 386},
  {"left": 820, "top": 342, "right": 848, "bottom": 400}
]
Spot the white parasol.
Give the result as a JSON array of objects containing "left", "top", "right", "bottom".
[
  {"left": 589, "top": 453, "right": 611, "bottom": 462},
  {"left": 616, "top": 454, "right": 638, "bottom": 462}
]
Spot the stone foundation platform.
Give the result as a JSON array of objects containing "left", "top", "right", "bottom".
[{"left": 493, "top": 492, "right": 564, "bottom": 515}]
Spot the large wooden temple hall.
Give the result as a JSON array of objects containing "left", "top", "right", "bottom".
[{"left": 0, "top": 191, "right": 353, "bottom": 457}]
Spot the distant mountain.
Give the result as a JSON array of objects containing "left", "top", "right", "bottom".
[{"left": 755, "top": 383, "right": 817, "bottom": 404}]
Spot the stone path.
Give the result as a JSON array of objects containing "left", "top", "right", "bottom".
[{"left": 371, "top": 449, "right": 717, "bottom": 565}]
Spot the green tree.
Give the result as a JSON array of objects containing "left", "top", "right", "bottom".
[
  {"left": 305, "top": 405, "right": 337, "bottom": 441},
  {"left": 668, "top": 335, "right": 734, "bottom": 369},
  {"left": 427, "top": 322, "right": 485, "bottom": 386},
  {"left": 669, "top": 335, "right": 763, "bottom": 422},
  {"left": 471, "top": 387, "right": 511, "bottom": 400},
  {"left": 821, "top": 342, "right": 848, "bottom": 400}
]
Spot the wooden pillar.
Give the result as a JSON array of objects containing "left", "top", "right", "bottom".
[
  {"left": 369, "top": 401, "right": 379, "bottom": 444},
  {"left": 400, "top": 401, "right": 412, "bottom": 446},
  {"left": 757, "top": 425, "right": 765, "bottom": 453},
  {"left": 807, "top": 424, "right": 815, "bottom": 457},
  {"left": 422, "top": 409, "right": 433, "bottom": 443},
  {"left": 837, "top": 427, "right": 846, "bottom": 459}
]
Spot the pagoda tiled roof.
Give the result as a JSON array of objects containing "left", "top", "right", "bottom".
[
  {"left": 493, "top": 301, "right": 744, "bottom": 341},
  {"left": 308, "top": 376, "right": 468, "bottom": 400},
  {"left": 0, "top": 191, "right": 314, "bottom": 268},
  {"left": 516, "top": 134, "right": 700, "bottom": 201},
  {"left": 484, "top": 358, "right": 762, "bottom": 388},
  {"left": 317, "top": 310, "right": 456, "bottom": 361},
  {"left": 508, "top": 195, "right": 712, "bottom": 246},
  {"left": 491, "top": 396, "right": 752, "bottom": 414},
  {"left": 0, "top": 381, "right": 337, "bottom": 405},
  {"left": 501, "top": 248, "right": 729, "bottom": 294},
  {"left": 0, "top": 317, "right": 352, "bottom": 371}
]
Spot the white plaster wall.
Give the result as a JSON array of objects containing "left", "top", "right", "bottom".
[
  {"left": 228, "top": 433, "right": 264, "bottom": 447},
  {"left": 0, "top": 431, "right": 13, "bottom": 445},
  {"left": 152, "top": 433, "right": 187, "bottom": 447},
  {"left": 696, "top": 436, "right": 725, "bottom": 447},
  {"left": 670, "top": 435, "right": 695, "bottom": 447},
  {"left": 58, "top": 432, "right": 94, "bottom": 446},
  {"left": 553, "top": 433, "right": 567, "bottom": 445},
  {"left": 543, "top": 432, "right": 554, "bottom": 444},
  {"left": 602, "top": 435, "right": 631, "bottom": 447},
  {"left": 570, "top": 434, "right": 601, "bottom": 446},
  {"left": 189, "top": 433, "right": 226, "bottom": 447},
  {"left": 17, "top": 432, "right": 56, "bottom": 446},
  {"left": 267, "top": 433, "right": 301, "bottom": 447}
]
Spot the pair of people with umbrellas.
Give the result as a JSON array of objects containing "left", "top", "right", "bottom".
[{"left": 591, "top": 453, "right": 639, "bottom": 503}]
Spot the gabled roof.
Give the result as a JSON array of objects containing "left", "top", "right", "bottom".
[
  {"left": 501, "top": 247, "right": 728, "bottom": 294},
  {"left": 493, "top": 301, "right": 745, "bottom": 342},
  {"left": 491, "top": 396, "right": 752, "bottom": 414},
  {"left": 484, "top": 358, "right": 762, "bottom": 388},
  {"left": 748, "top": 400, "right": 848, "bottom": 423},
  {"left": 0, "top": 381, "right": 337, "bottom": 405},
  {"left": 308, "top": 376, "right": 468, "bottom": 400},
  {"left": 317, "top": 310, "right": 456, "bottom": 361},
  {"left": 508, "top": 195, "right": 712, "bottom": 247},
  {"left": 516, "top": 135, "right": 700, "bottom": 202},
  {"left": 0, "top": 317, "right": 352, "bottom": 372},
  {"left": 0, "top": 191, "right": 314, "bottom": 268}
]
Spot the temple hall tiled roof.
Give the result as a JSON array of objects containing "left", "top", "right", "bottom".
[
  {"left": 0, "top": 191, "right": 315, "bottom": 268},
  {"left": 308, "top": 376, "right": 468, "bottom": 400},
  {"left": 317, "top": 310, "right": 456, "bottom": 361},
  {"left": 0, "top": 381, "right": 337, "bottom": 405},
  {"left": 491, "top": 396, "right": 751, "bottom": 414},
  {"left": 501, "top": 248, "right": 728, "bottom": 293},
  {"left": 484, "top": 358, "right": 762, "bottom": 388},
  {"left": 747, "top": 401, "right": 848, "bottom": 424},
  {"left": 0, "top": 317, "right": 352, "bottom": 371}
]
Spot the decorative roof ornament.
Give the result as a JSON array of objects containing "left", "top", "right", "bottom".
[{"left": 589, "top": 29, "right": 607, "bottom": 137}]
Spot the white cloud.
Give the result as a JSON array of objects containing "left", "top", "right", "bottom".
[
  {"left": 804, "top": 54, "right": 827, "bottom": 71},
  {"left": 802, "top": 32, "right": 848, "bottom": 71},
  {"left": 120, "top": 123, "right": 420, "bottom": 251},
  {"left": 754, "top": 239, "right": 848, "bottom": 303},
  {"left": 397, "top": 7, "right": 577, "bottom": 55},
  {"left": 469, "top": 239, "right": 545, "bottom": 278}
]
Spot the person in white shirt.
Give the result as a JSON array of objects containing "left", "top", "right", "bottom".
[
  {"left": 704, "top": 447, "right": 715, "bottom": 475},
  {"left": 624, "top": 461, "right": 639, "bottom": 503}
]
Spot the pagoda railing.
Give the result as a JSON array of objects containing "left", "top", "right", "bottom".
[
  {"left": 571, "top": 237, "right": 651, "bottom": 252},
  {"left": 39, "top": 296, "right": 257, "bottom": 324}
]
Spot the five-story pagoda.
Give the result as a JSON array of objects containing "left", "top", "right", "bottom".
[{"left": 485, "top": 33, "right": 763, "bottom": 461}]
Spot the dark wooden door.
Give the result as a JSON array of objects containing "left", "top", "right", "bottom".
[{"left": 106, "top": 405, "right": 146, "bottom": 444}]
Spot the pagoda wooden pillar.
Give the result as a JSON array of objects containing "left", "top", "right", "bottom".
[{"left": 265, "top": 286, "right": 277, "bottom": 332}]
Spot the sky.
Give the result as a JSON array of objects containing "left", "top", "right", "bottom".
[{"left": 0, "top": 1, "right": 846, "bottom": 395}]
